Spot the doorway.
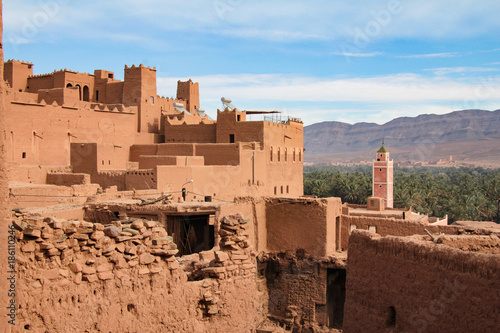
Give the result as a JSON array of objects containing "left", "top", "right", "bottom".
[
  {"left": 165, "top": 214, "right": 214, "bottom": 256},
  {"left": 326, "top": 268, "right": 346, "bottom": 329}
]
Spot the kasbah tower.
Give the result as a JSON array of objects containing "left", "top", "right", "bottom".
[{"left": 372, "top": 145, "right": 393, "bottom": 208}]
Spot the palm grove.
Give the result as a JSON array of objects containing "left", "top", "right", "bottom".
[{"left": 304, "top": 166, "right": 500, "bottom": 223}]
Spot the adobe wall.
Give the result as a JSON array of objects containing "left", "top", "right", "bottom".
[
  {"left": 164, "top": 122, "right": 217, "bottom": 143},
  {"left": 266, "top": 197, "right": 342, "bottom": 257},
  {"left": 262, "top": 252, "right": 347, "bottom": 331},
  {"left": 7, "top": 99, "right": 137, "bottom": 171},
  {"left": 343, "top": 231, "right": 500, "bottom": 333},
  {"left": 138, "top": 155, "right": 204, "bottom": 169},
  {"left": 340, "top": 215, "right": 461, "bottom": 251},
  {"left": 216, "top": 110, "right": 264, "bottom": 143},
  {"left": 12, "top": 214, "right": 267, "bottom": 332},
  {"left": 4, "top": 60, "right": 32, "bottom": 92},
  {"left": 0, "top": 2, "right": 12, "bottom": 328}
]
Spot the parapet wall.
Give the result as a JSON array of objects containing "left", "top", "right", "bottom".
[
  {"left": 340, "top": 214, "right": 460, "bottom": 251},
  {"left": 343, "top": 231, "right": 500, "bottom": 333}
]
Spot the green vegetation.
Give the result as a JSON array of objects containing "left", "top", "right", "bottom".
[{"left": 304, "top": 165, "right": 500, "bottom": 223}]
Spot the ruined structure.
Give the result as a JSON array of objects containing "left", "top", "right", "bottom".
[{"left": 1, "top": 5, "right": 498, "bottom": 331}]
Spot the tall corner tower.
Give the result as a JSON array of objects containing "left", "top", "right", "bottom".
[
  {"left": 176, "top": 79, "right": 199, "bottom": 114},
  {"left": 373, "top": 146, "right": 393, "bottom": 208}
]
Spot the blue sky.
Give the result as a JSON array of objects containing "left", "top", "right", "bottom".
[{"left": 3, "top": 0, "right": 500, "bottom": 125}]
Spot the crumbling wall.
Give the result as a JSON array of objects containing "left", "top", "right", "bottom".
[
  {"left": 261, "top": 251, "right": 347, "bottom": 332},
  {"left": 13, "top": 212, "right": 267, "bottom": 332},
  {"left": 343, "top": 230, "right": 500, "bottom": 333},
  {"left": 340, "top": 215, "right": 461, "bottom": 251}
]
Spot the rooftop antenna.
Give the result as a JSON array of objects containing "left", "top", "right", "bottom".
[{"left": 382, "top": 138, "right": 385, "bottom": 146}]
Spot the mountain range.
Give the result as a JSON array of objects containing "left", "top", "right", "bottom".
[{"left": 303, "top": 109, "right": 500, "bottom": 167}]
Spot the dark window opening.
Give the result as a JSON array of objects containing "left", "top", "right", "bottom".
[
  {"left": 280, "top": 186, "right": 283, "bottom": 194},
  {"left": 379, "top": 168, "right": 382, "bottom": 172},
  {"left": 229, "top": 134, "right": 235, "bottom": 143},
  {"left": 377, "top": 158, "right": 381, "bottom": 161},
  {"left": 66, "top": 83, "right": 73, "bottom": 88},
  {"left": 19, "top": 89, "right": 22, "bottom": 92},
  {"left": 237, "top": 115, "right": 241, "bottom": 121},
  {"left": 108, "top": 73, "right": 114, "bottom": 79},
  {"left": 327, "top": 268, "right": 346, "bottom": 329},
  {"left": 83, "top": 85, "right": 90, "bottom": 102},
  {"left": 95, "top": 90, "right": 99, "bottom": 101},
  {"left": 274, "top": 186, "right": 277, "bottom": 195},
  {"left": 286, "top": 185, "right": 289, "bottom": 194},
  {"left": 387, "top": 306, "right": 396, "bottom": 328},
  {"left": 22, "top": 152, "right": 26, "bottom": 159},
  {"left": 75, "top": 84, "right": 82, "bottom": 100},
  {"left": 165, "top": 215, "right": 214, "bottom": 256}
]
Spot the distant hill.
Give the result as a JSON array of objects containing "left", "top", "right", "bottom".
[{"left": 304, "top": 109, "right": 500, "bottom": 167}]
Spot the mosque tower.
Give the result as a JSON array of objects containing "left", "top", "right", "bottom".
[{"left": 373, "top": 145, "right": 393, "bottom": 208}]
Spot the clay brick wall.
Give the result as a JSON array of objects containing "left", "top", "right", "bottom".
[
  {"left": 263, "top": 254, "right": 347, "bottom": 331},
  {"left": 343, "top": 231, "right": 500, "bottom": 332},
  {"left": 340, "top": 215, "right": 460, "bottom": 251},
  {"left": 46, "top": 173, "right": 90, "bottom": 186},
  {"left": 13, "top": 214, "right": 267, "bottom": 332},
  {"left": 4, "top": 60, "right": 32, "bottom": 92},
  {"left": 266, "top": 197, "right": 342, "bottom": 257},
  {"left": 164, "top": 122, "right": 217, "bottom": 143},
  {"left": 7, "top": 101, "right": 137, "bottom": 171}
]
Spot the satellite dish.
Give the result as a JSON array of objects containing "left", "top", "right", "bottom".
[{"left": 221, "top": 97, "right": 236, "bottom": 111}]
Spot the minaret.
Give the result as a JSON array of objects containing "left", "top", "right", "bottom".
[{"left": 373, "top": 145, "right": 393, "bottom": 208}]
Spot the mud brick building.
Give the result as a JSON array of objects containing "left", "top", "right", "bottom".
[{"left": 0, "top": 3, "right": 498, "bottom": 331}]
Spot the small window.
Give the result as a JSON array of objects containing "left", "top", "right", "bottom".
[
  {"left": 293, "top": 149, "right": 296, "bottom": 162},
  {"left": 299, "top": 150, "right": 302, "bottom": 162},
  {"left": 270, "top": 147, "right": 273, "bottom": 162},
  {"left": 229, "top": 134, "right": 235, "bottom": 143},
  {"left": 22, "top": 152, "right": 26, "bottom": 159},
  {"left": 280, "top": 186, "right": 283, "bottom": 194},
  {"left": 108, "top": 160, "right": 111, "bottom": 165},
  {"left": 95, "top": 90, "right": 99, "bottom": 101},
  {"left": 102, "top": 160, "right": 104, "bottom": 165},
  {"left": 108, "top": 73, "right": 114, "bottom": 79},
  {"left": 379, "top": 185, "right": 382, "bottom": 188},
  {"left": 150, "top": 96, "right": 154, "bottom": 104},
  {"left": 277, "top": 148, "right": 281, "bottom": 162},
  {"left": 284, "top": 148, "right": 287, "bottom": 162},
  {"left": 350, "top": 225, "right": 357, "bottom": 233},
  {"left": 274, "top": 186, "right": 277, "bottom": 195},
  {"left": 237, "top": 115, "right": 241, "bottom": 121},
  {"left": 286, "top": 185, "right": 289, "bottom": 194},
  {"left": 380, "top": 168, "right": 382, "bottom": 172}
]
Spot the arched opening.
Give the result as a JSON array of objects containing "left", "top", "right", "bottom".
[
  {"left": 83, "top": 85, "right": 90, "bottom": 102},
  {"left": 66, "top": 83, "right": 73, "bottom": 88},
  {"left": 75, "top": 84, "right": 82, "bottom": 100}
]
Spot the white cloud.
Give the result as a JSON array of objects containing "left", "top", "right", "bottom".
[
  {"left": 5, "top": 0, "right": 500, "bottom": 44},
  {"left": 398, "top": 52, "right": 462, "bottom": 59},
  {"left": 158, "top": 72, "right": 500, "bottom": 125},
  {"left": 426, "top": 67, "right": 499, "bottom": 76},
  {"left": 332, "top": 51, "right": 383, "bottom": 57}
]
